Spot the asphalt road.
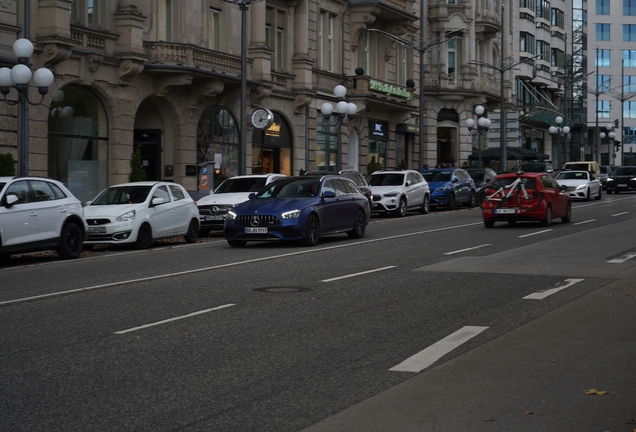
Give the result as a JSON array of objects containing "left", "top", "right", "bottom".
[{"left": 1, "top": 194, "right": 635, "bottom": 431}]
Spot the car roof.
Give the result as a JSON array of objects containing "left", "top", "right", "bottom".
[
  {"left": 106, "top": 181, "right": 178, "bottom": 187},
  {"left": 497, "top": 171, "right": 544, "bottom": 178},
  {"left": 225, "top": 173, "right": 284, "bottom": 179},
  {"left": 370, "top": 170, "right": 414, "bottom": 175}
]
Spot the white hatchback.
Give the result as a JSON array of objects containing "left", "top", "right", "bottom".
[
  {"left": 0, "top": 176, "right": 87, "bottom": 261},
  {"left": 84, "top": 181, "right": 200, "bottom": 249}
]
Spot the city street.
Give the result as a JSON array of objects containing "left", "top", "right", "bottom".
[{"left": 1, "top": 195, "right": 636, "bottom": 431}]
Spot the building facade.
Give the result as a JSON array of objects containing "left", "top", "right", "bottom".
[{"left": 0, "top": 1, "right": 577, "bottom": 203}]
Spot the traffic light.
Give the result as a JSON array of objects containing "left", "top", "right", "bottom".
[
  {"left": 614, "top": 119, "right": 620, "bottom": 128},
  {"left": 614, "top": 140, "right": 622, "bottom": 151}
]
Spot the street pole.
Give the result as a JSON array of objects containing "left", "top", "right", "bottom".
[
  {"left": 239, "top": 2, "right": 247, "bottom": 175},
  {"left": 19, "top": 0, "right": 30, "bottom": 176},
  {"left": 499, "top": 3, "right": 506, "bottom": 171}
]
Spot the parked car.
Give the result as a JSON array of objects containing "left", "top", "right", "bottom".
[
  {"left": 83, "top": 181, "right": 200, "bottom": 249},
  {"left": 606, "top": 166, "right": 636, "bottom": 194},
  {"left": 422, "top": 168, "right": 476, "bottom": 210},
  {"left": 555, "top": 170, "right": 602, "bottom": 201},
  {"left": 465, "top": 168, "right": 497, "bottom": 195},
  {"left": 562, "top": 161, "right": 601, "bottom": 181},
  {"left": 303, "top": 170, "right": 373, "bottom": 206},
  {"left": 0, "top": 176, "right": 87, "bottom": 261},
  {"left": 366, "top": 170, "right": 430, "bottom": 216},
  {"left": 223, "top": 175, "right": 370, "bottom": 247},
  {"left": 517, "top": 161, "right": 555, "bottom": 176},
  {"left": 481, "top": 172, "right": 571, "bottom": 228},
  {"left": 197, "top": 173, "right": 285, "bottom": 235},
  {"left": 599, "top": 165, "right": 613, "bottom": 189}
]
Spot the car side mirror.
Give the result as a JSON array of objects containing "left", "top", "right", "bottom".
[
  {"left": 406, "top": 180, "right": 412, "bottom": 186},
  {"left": 151, "top": 197, "right": 164, "bottom": 206},
  {"left": 560, "top": 184, "right": 568, "bottom": 191},
  {"left": 248, "top": 193, "right": 256, "bottom": 199},
  {"left": 322, "top": 190, "right": 336, "bottom": 199},
  {"left": 452, "top": 178, "right": 458, "bottom": 183},
  {"left": 4, "top": 194, "right": 18, "bottom": 207}
]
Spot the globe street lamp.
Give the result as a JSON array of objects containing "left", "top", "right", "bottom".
[
  {"left": 320, "top": 85, "right": 358, "bottom": 172},
  {"left": 0, "top": 39, "right": 55, "bottom": 176},
  {"left": 466, "top": 105, "right": 491, "bottom": 168},
  {"left": 599, "top": 123, "right": 617, "bottom": 165},
  {"left": 548, "top": 116, "right": 570, "bottom": 165}
]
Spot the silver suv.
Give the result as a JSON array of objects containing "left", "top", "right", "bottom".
[{"left": 0, "top": 176, "right": 87, "bottom": 262}]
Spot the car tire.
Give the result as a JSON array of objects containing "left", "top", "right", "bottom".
[
  {"left": 303, "top": 214, "right": 320, "bottom": 246},
  {"left": 227, "top": 240, "right": 247, "bottom": 247},
  {"left": 446, "top": 193, "right": 455, "bottom": 211},
  {"left": 595, "top": 187, "right": 602, "bottom": 200},
  {"left": 184, "top": 219, "right": 199, "bottom": 243},
  {"left": 562, "top": 202, "right": 572, "bottom": 223},
  {"left": 585, "top": 189, "right": 591, "bottom": 201},
  {"left": 394, "top": 198, "right": 407, "bottom": 217},
  {"left": 0, "top": 252, "right": 11, "bottom": 263},
  {"left": 541, "top": 205, "right": 552, "bottom": 227},
  {"left": 135, "top": 224, "right": 153, "bottom": 249},
  {"left": 484, "top": 220, "right": 495, "bottom": 228},
  {"left": 56, "top": 222, "right": 84, "bottom": 259},
  {"left": 347, "top": 210, "right": 366, "bottom": 239},
  {"left": 607, "top": 189, "right": 613, "bottom": 194},
  {"left": 420, "top": 194, "right": 430, "bottom": 214},
  {"left": 200, "top": 228, "right": 211, "bottom": 237},
  {"left": 467, "top": 190, "right": 476, "bottom": 208}
]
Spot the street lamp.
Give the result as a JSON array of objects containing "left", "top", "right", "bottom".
[
  {"left": 0, "top": 38, "right": 55, "bottom": 176},
  {"left": 549, "top": 116, "right": 570, "bottom": 163},
  {"left": 599, "top": 123, "right": 618, "bottom": 165},
  {"left": 319, "top": 85, "right": 358, "bottom": 172},
  {"left": 466, "top": 105, "right": 491, "bottom": 168},
  {"left": 221, "top": 0, "right": 263, "bottom": 175}
]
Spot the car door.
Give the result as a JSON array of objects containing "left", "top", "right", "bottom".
[
  {"left": 147, "top": 185, "right": 174, "bottom": 237},
  {"left": 168, "top": 184, "right": 193, "bottom": 234},
  {"left": 28, "top": 180, "right": 68, "bottom": 241},
  {"left": 541, "top": 175, "right": 568, "bottom": 215},
  {"left": 317, "top": 179, "right": 343, "bottom": 233},
  {"left": 405, "top": 172, "right": 424, "bottom": 206},
  {"left": 452, "top": 170, "right": 470, "bottom": 204},
  {"left": 0, "top": 180, "right": 42, "bottom": 247},
  {"left": 333, "top": 179, "right": 358, "bottom": 230}
]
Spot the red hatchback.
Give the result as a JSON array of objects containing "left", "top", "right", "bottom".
[{"left": 480, "top": 172, "right": 571, "bottom": 228}]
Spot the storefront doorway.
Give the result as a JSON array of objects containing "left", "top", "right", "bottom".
[{"left": 134, "top": 130, "right": 161, "bottom": 181}]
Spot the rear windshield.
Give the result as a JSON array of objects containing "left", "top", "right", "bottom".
[
  {"left": 494, "top": 177, "right": 537, "bottom": 189},
  {"left": 215, "top": 177, "right": 267, "bottom": 194},
  {"left": 564, "top": 163, "right": 591, "bottom": 171},
  {"left": 519, "top": 164, "right": 548, "bottom": 172}
]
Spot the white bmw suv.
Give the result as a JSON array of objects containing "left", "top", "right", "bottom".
[
  {"left": 0, "top": 176, "right": 87, "bottom": 262},
  {"left": 366, "top": 170, "right": 430, "bottom": 217}
]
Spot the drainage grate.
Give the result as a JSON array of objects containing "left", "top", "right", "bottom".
[{"left": 253, "top": 287, "right": 310, "bottom": 293}]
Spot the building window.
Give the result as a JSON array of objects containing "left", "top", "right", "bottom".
[
  {"left": 158, "top": 0, "right": 173, "bottom": 41},
  {"left": 624, "top": 24, "right": 636, "bottom": 41},
  {"left": 625, "top": 101, "right": 636, "bottom": 118},
  {"left": 596, "top": 23, "right": 611, "bottom": 41},
  {"left": 356, "top": 31, "right": 378, "bottom": 78},
  {"left": 70, "top": 0, "right": 101, "bottom": 27},
  {"left": 624, "top": 50, "right": 636, "bottom": 67},
  {"left": 316, "top": 122, "right": 338, "bottom": 171},
  {"left": 596, "top": 49, "right": 611, "bottom": 66},
  {"left": 266, "top": 7, "right": 288, "bottom": 72},
  {"left": 318, "top": 12, "right": 335, "bottom": 72},
  {"left": 447, "top": 37, "right": 456, "bottom": 75},
  {"left": 520, "top": 32, "right": 535, "bottom": 54},
  {"left": 597, "top": 100, "right": 611, "bottom": 118},
  {"left": 624, "top": 75, "right": 636, "bottom": 92},
  {"left": 551, "top": 48, "right": 564, "bottom": 69},
  {"left": 625, "top": 0, "right": 636, "bottom": 15},
  {"left": 209, "top": 8, "right": 221, "bottom": 51},
  {"left": 197, "top": 106, "right": 240, "bottom": 182},
  {"left": 536, "top": 40, "right": 551, "bottom": 62},
  {"left": 397, "top": 46, "right": 409, "bottom": 86},
  {"left": 520, "top": 0, "right": 533, "bottom": 8},
  {"left": 536, "top": 0, "right": 551, "bottom": 19},
  {"left": 597, "top": 75, "right": 611, "bottom": 92},
  {"left": 596, "top": 0, "right": 610, "bottom": 14},
  {"left": 551, "top": 8, "right": 564, "bottom": 28}
]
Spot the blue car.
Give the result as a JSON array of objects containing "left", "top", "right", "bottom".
[
  {"left": 422, "top": 168, "right": 477, "bottom": 210},
  {"left": 223, "top": 175, "right": 371, "bottom": 247}
]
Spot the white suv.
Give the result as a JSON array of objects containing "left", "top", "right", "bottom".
[
  {"left": 196, "top": 174, "right": 285, "bottom": 235},
  {"left": 366, "top": 170, "right": 430, "bottom": 217},
  {"left": 0, "top": 176, "right": 87, "bottom": 261}
]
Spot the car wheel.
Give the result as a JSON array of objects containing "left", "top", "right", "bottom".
[
  {"left": 562, "top": 202, "right": 572, "bottom": 223},
  {"left": 420, "top": 194, "right": 430, "bottom": 214},
  {"left": 394, "top": 198, "right": 407, "bottom": 217},
  {"left": 541, "top": 205, "right": 552, "bottom": 227},
  {"left": 135, "top": 224, "right": 153, "bottom": 249},
  {"left": 184, "top": 219, "right": 199, "bottom": 243},
  {"left": 595, "top": 187, "right": 602, "bottom": 200},
  {"left": 0, "top": 252, "right": 11, "bottom": 263},
  {"left": 446, "top": 193, "right": 455, "bottom": 211},
  {"left": 200, "top": 228, "right": 211, "bottom": 237},
  {"left": 607, "top": 189, "right": 613, "bottom": 194},
  {"left": 56, "top": 222, "right": 83, "bottom": 259},
  {"left": 616, "top": 190, "right": 620, "bottom": 194},
  {"left": 484, "top": 220, "right": 495, "bottom": 228},
  {"left": 467, "top": 190, "right": 476, "bottom": 208},
  {"left": 347, "top": 210, "right": 367, "bottom": 239},
  {"left": 585, "top": 188, "right": 591, "bottom": 201},
  {"left": 227, "top": 240, "right": 247, "bottom": 247},
  {"left": 303, "top": 214, "right": 320, "bottom": 246}
]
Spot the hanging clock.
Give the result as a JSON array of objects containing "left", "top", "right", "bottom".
[{"left": 251, "top": 108, "right": 274, "bottom": 129}]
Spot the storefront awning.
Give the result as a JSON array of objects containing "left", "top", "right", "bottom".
[{"left": 520, "top": 111, "right": 573, "bottom": 129}]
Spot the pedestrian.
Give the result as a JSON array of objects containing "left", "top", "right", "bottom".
[
  {"left": 422, "top": 162, "right": 430, "bottom": 171},
  {"left": 462, "top": 162, "right": 468, "bottom": 169}
]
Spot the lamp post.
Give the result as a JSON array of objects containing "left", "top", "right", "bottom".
[
  {"left": 319, "top": 85, "right": 358, "bottom": 172},
  {"left": 0, "top": 38, "right": 55, "bottom": 176},
  {"left": 549, "top": 116, "right": 570, "bottom": 165},
  {"left": 599, "top": 122, "right": 617, "bottom": 166},
  {"left": 466, "top": 105, "right": 491, "bottom": 168},
  {"left": 221, "top": 0, "right": 263, "bottom": 175}
]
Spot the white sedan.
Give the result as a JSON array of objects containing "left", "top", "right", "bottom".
[
  {"left": 555, "top": 170, "right": 602, "bottom": 201},
  {"left": 84, "top": 182, "right": 200, "bottom": 249}
]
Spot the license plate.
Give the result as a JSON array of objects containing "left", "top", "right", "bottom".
[
  {"left": 87, "top": 226, "right": 106, "bottom": 233},
  {"left": 202, "top": 215, "right": 225, "bottom": 221},
  {"left": 245, "top": 227, "right": 267, "bottom": 234},
  {"left": 494, "top": 208, "right": 517, "bottom": 214},
  {"left": 618, "top": 184, "right": 627, "bottom": 187}
]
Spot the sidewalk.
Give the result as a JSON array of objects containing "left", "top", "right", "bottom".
[{"left": 302, "top": 274, "right": 636, "bottom": 432}]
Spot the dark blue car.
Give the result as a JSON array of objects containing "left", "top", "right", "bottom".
[
  {"left": 422, "top": 168, "right": 476, "bottom": 210},
  {"left": 223, "top": 175, "right": 371, "bottom": 247}
]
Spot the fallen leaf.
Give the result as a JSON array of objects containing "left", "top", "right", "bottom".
[
  {"left": 483, "top": 418, "right": 496, "bottom": 422},
  {"left": 551, "top": 359, "right": 558, "bottom": 363},
  {"left": 585, "top": 388, "right": 607, "bottom": 395},
  {"left": 524, "top": 411, "right": 533, "bottom": 415},
  {"left": 606, "top": 294, "right": 613, "bottom": 297},
  {"left": 626, "top": 418, "right": 636, "bottom": 424}
]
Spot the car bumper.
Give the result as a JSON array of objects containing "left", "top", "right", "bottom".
[
  {"left": 481, "top": 202, "right": 548, "bottom": 223},
  {"left": 606, "top": 181, "right": 636, "bottom": 192},
  {"left": 224, "top": 220, "right": 304, "bottom": 242},
  {"left": 84, "top": 221, "right": 139, "bottom": 244},
  {"left": 371, "top": 198, "right": 399, "bottom": 213},
  {"left": 199, "top": 215, "right": 226, "bottom": 230},
  {"left": 430, "top": 191, "right": 450, "bottom": 206},
  {"left": 564, "top": 189, "right": 589, "bottom": 200}
]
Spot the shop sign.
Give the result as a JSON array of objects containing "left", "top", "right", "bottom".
[
  {"left": 369, "top": 120, "right": 389, "bottom": 141},
  {"left": 370, "top": 80, "right": 411, "bottom": 100}
]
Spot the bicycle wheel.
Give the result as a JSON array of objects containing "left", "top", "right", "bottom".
[{"left": 515, "top": 186, "right": 542, "bottom": 211}]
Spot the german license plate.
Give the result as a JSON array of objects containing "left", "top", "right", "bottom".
[
  {"left": 245, "top": 227, "right": 267, "bottom": 234},
  {"left": 202, "top": 215, "right": 224, "bottom": 221},
  {"left": 87, "top": 226, "right": 106, "bottom": 233},
  {"left": 618, "top": 184, "right": 627, "bottom": 187},
  {"left": 494, "top": 208, "right": 517, "bottom": 214}
]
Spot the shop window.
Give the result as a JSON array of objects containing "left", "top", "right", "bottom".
[{"left": 197, "top": 106, "right": 240, "bottom": 187}]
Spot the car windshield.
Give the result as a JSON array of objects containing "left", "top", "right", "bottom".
[
  {"left": 565, "top": 163, "right": 590, "bottom": 171},
  {"left": 215, "top": 177, "right": 267, "bottom": 194},
  {"left": 520, "top": 164, "right": 547, "bottom": 172},
  {"left": 557, "top": 172, "right": 589, "bottom": 180},
  {"left": 0, "top": 182, "right": 6, "bottom": 191},
  {"left": 91, "top": 186, "right": 152, "bottom": 205},
  {"left": 613, "top": 167, "right": 636, "bottom": 176},
  {"left": 257, "top": 179, "right": 320, "bottom": 198},
  {"left": 367, "top": 173, "right": 405, "bottom": 186},
  {"left": 340, "top": 172, "right": 366, "bottom": 186},
  {"left": 422, "top": 171, "right": 452, "bottom": 182}
]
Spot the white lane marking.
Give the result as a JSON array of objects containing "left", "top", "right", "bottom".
[
  {"left": 115, "top": 304, "right": 236, "bottom": 334},
  {"left": 612, "top": 211, "right": 629, "bottom": 216},
  {"left": 389, "top": 326, "right": 489, "bottom": 373},
  {"left": 523, "top": 278, "right": 584, "bottom": 300},
  {"left": 518, "top": 229, "right": 553, "bottom": 238},
  {"left": 607, "top": 252, "right": 636, "bottom": 264},
  {"left": 321, "top": 266, "right": 396, "bottom": 282},
  {"left": 444, "top": 244, "right": 491, "bottom": 255},
  {"left": 1, "top": 222, "right": 483, "bottom": 306},
  {"left": 574, "top": 219, "right": 596, "bottom": 225}
]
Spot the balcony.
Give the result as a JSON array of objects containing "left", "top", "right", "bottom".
[
  {"left": 427, "top": 4, "right": 469, "bottom": 34},
  {"left": 474, "top": 9, "right": 501, "bottom": 35},
  {"left": 144, "top": 41, "right": 242, "bottom": 77}
]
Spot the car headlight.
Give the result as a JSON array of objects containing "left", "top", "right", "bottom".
[
  {"left": 435, "top": 186, "right": 447, "bottom": 191},
  {"left": 282, "top": 209, "right": 301, "bottom": 219},
  {"left": 227, "top": 211, "right": 237, "bottom": 220},
  {"left": 116, "top": 210, "right": 136, "bottom": 222},
  {"left": 576, "top": 184, "right": 587, "bottom": 190},
  {"left": 607, "top": 178, "right": 614, "bottom": 182},
  {"left": 383, "top": 191, "right": 399, "bottom": 197}
]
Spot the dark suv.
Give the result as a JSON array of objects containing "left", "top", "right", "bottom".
[
  {"left": 517, "top": 161, "right": 555, "bottom": 176},
  {"left": 303, "top": 170, "right": 372, "bottom": 205}
]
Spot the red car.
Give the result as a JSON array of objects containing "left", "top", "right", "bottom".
[{"left": 480, "top": 172, "right": 571, "bottom": 228}]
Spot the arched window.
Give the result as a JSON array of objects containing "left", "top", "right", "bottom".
[{"left": 197, "top": 106, "right": 239, "bottom": 185}]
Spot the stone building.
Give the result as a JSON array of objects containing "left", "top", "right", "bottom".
[{"left": 1, "top": 1, "right": 571, "bottom": 202}]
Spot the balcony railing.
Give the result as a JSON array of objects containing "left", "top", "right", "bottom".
[
  {"left": 70, "top": 26, "right": 109, "bottom": 51},
  {"left": 144, "top": 41, "right": 242, "bottom": 76}
]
